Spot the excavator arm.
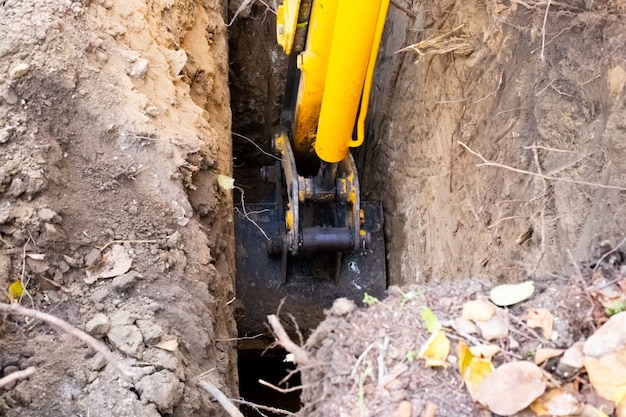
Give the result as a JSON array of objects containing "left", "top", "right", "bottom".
[{"left": 235, "top": 0, "right": 389, "bottom": 344}]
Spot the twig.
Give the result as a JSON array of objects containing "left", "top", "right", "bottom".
[
  {"left": 232, "top": 132, "right": 281, "bottom": 161},
  {"left": 258, "top": 379, "right": 304, "bottom": 393},
  {"left": 540, "top": 0, "right": 551, "bottom": 61},
  {"left": 0, "top": 303, "right": 133, "bottom": 378},
  {"left": 198, "top": 380, "right": 244, "bottom": 417},
  {"left": 458, "top": 141, "right": 626, "bottom": 191},
  {"left": 267, "top": 314, "right": 311, "bottom": 364},
  {"left": 98, "top": 239, "right": 157, "bottom": 251},
  {"left": 230, "top": 398, "right": 297, "bottom": 416},
  {"left": 0, "top": 366, "right": 36, "bottom": 388}
]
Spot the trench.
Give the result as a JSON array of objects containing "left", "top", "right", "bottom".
[{"left": 227, "top": 2, "right": 398, "bottom": 415}]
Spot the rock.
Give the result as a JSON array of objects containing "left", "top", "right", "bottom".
[
  {"left": 7, "top": 177, "right": 26, "bottom": 198},
  {"left": 143, "top": 348, "right": 181, "bottom": 377},
  {"left": 584, "top": 312, "right": 626, "bottom": 357},
  {"left": 0, "top": 202, "right": 12, "bottom": 224},
  {"left": 0, "top": 126, "right": 15, "bottom": 144},
  {"left": 135, "top": 370, "right": 183, "bottom": 414},
  {"left": 84, "top": 248, "right": 102, "bottom": 267},
  {"left": 112, "top": 270, "right": 142, "bottom": 290},
  {"left": 129, "top": 58, "right": 149, "bottom": 78},
  {"left": 107, "top": 324, "right": 144, "bottom": 359},
  {"left": 110, "top": 310, "right": 134, "bottom": 326},
  {"left": 40, "top": 223, "right": 67, "bottom": 245},
  {"left": 87, "top": 353, "right": 107, "bottom": 371},
  {"left": 9, "top": 63, "right": 30, "bottom": 80},
  {"left": 85, "top": 313, "right": 110, "bottom": 338},
  {"left": 0, "top": 254, "right": 11, "bottom": 281},
  {"left": 37, "top": 208, "right": 62, "bottom": 223},
  {"left": 136, "top": 320, "right": 163, "bottom": 345},
  {"left": 145, "top": 106, "right": 158, "bottom": 117}
]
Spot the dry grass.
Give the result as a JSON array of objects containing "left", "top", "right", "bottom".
[{"left": 396, "top": 25, "right": 474, "bottom": 61}]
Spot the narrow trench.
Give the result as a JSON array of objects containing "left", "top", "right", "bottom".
[{"left": 227, "top": 3, "right": 391, "bottom": 415}]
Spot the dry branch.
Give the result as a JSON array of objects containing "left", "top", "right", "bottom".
[
  {"left": 198, "top": 380, "right": 244, "bottom": 417},
  {"left": 230, "top": 398, "right": 297, "bottom": 416},
  {"left": 458, "top": 141, "right": 626, "bottom": 191},
  {"left": 0, "top": 366, "right": 36, "bottom": 388},
  {"left": 267, "top": 314, "right": 311, "bottom": 365},
  {"left": 0, "top": 302, "right": 133, "bottom": 378}
]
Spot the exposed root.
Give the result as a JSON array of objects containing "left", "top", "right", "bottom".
[
  {"left": 267, "top": 314, "right": 311, "bottom": 365},
  {"left": 230, "top": 398, "right": 297, "bottom": 416},
  {"left": 0, "top": 366, "right": 36, "bottom": 389},
  {"left": 198, "top": 380, "right": 244, "bottom": 417},
  {"left": 396, "top": 25, "right": 474, "bottom": 61},
  {"left": 0, "top": 302, "right": 133, "bottom": 378}
]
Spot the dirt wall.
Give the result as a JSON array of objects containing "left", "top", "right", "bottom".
[
  {"left": 0, "top": 0, "right": 236, "bottom": 415},
  {"left": 365, "top": 0, "right": 626, "bottom": 285}
]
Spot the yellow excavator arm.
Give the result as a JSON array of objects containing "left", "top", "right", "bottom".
[{"left": 277, "top": 0, "right": 390, "bottom": 163}]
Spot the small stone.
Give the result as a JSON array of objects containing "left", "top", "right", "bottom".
[
  {"left": 87, "top": 353, "right": 107, "bottom": 371},
  {"left": 166, "top": 231, "right": 181, "bottom": 249},
  {"left": 112, "top": 271, "right": 142, "bottom": 290},
  {"left": 136, "top": 320, "right": 163, "bottom": 345},
  {"left": 9, "top": 63, "right": 30, "bottom": 80},
  {"left": 85, "top": 313, "right": 110, "bottom": 338},
  {"left": 0, "top": 126, "right": 15, "bottom": 144},
  {"left": 110, "top": 310, "right": 134, "bottom": 326},
  {"left": 107, "top": 324, "right": 144, "bottom": 359},
  {"left": 63, "top": 255, "right": 81, "bottom": 268},
  {"left": 7, "top": 177, "right": 26, "bottom": 198},
  {"left": 145, "top": 106, "right": 159, "bottom": 117},
  {"left": 57, "top": 260, "right": 71, "bottom": 273},
  {"left": 37, "top": 208, "right": 61, "bottom": 223},
  {"left": 129, "top": 58, "right": 149, "bottom": 78},
  {"left": 84, "top": 248, "right": 102, "bottom": 267},
  {"left": 135, "top": 370, "right": 183, "bottom": 414}
]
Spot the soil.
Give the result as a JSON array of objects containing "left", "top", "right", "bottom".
[
  {"left": 0, "top": 0, "right": 237, "bottom": 416},
  {"left": 0, "top": 0, "right": 625, "bottom": 416}
]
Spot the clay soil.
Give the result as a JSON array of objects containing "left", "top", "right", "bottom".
[{"left": 1, "top": 0, "right": 625, "bottom": 416}]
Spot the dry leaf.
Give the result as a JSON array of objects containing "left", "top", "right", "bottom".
[
  {"left": 155, "top": 339, "right": 178, "bottom": 352},
  {"left": 418, "top": 330, "right": 450, "bottom": 367},
  {"left": 26, "top": 253, "right": 46, "bottom": 260},
  {"left": 474, "top": 313, "right": 509, "bottom": 340},
  {"left": 217, "top": 174, "right": 235, "bottom": 190},
  {"left": 26, "top": 256, "right": 49, "bottom": 273},
  {"left": 458, "top": 340, "right": 494, "bottom": 400},
  {"left": 490, "top": 281, "right": 535, "bottom": 307},
  {"left": 584, "top": 312, "right": 626, "bottom": 402},
  {"left": 462, "top": 299, "right": 495, "bottom": 322},
  {"left": 535, "top": 348, "right": 564, "bottom": 365},
  {"left": 469, "top": 344, "right": 500, "bottom": 359},
  {"left": 527, "top": 308, "right": 555, "bottom": 339},
  {"left": 530, "top": 388, "right": 583, "bottom": 416},
  {"left": 85, "top": 244, "right": 133, "bottom": 284},
  {"left": 475, "top": 361, "right": 547, "bottom": 416},
  {"left": 393, "top": 400, "right": 412, "bottom": 417}
]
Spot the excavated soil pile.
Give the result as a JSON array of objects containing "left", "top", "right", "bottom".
[{"left": 0, "top": 0, "right": 236, "bottom": 416}]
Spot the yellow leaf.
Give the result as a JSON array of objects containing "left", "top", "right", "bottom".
[
  {"left": 458, "top": 340, "right": 494, "bottom": 400},
  {"left": 614, "top": 383, "right": 626, "bottom": 406},
  {"left": 217, "top": 174, "right": 235, "bottom": 190},
  {"left": 530, "top": 388, "right": 583, "bottom": 416},
  {"left": 8, "top": 280, "right": 24, "bottom": 302},
  {"left": 534, "top": 347, "right": 564, "bottom": 365},
  {"left": 418, "top": 330, "right": 450, "bottom": 367}
]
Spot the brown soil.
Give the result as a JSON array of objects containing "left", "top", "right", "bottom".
[
  {"left": 1, "top": 0, "right": 236, "bottom": 416},
  {"left": 1, "top": 0, "right": 625, "bottom": 416}
]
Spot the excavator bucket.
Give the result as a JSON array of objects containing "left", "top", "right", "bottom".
[{"left": 235, "top": 199, "right": 386, "bottom": 344}]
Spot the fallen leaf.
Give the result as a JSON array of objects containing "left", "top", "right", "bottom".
[
  {"left": 462, "top": 299, "right": 495, "bottom": 322},
  {"left": 490, "top": 280, "right": 535, "bottom": 307},
  {"left": 85, "top": 244, "right": 133, "bottom": 284},
  {"left": 422, "top": 307, "right": 441, "bottom": 333},
  {"left": 474, "top": 313, "right": 509, "bottom": 340},
  {"left": 155, "top": 339, "right": 178, "bottom": 352},
  {"left": 535, "top": 348, "right": 564, "bottom": 365},
  {"left": 418, "top": 330, "right": 450, "bottom": 367},
  {"left": 25, "top": 253, "right": 46, "bottom": 260},
  {"left": 527, "top": 308, "right": 555, "bottom": 339},
  {"left": 560, "top": 341, "right": 585, "bottom": 369},
  {"left": 469, "top": 344, "right": 500, "bottom": 359},
  {"left": 393, "top": 400, "right": 412, "bottom": 417},
  {"left": 584, "top": 312, "right": 626, "bottom": 402},
  {"left": 530, "top": 388, "right": 583, "bottom": 416},
  {"left": 8, "top": 280, "right": 24, "bottom": 302},
  {"left": 458, "top": 340, "right": 494, "bottom": 400},
  {"left": 217, "top": 174, "right": 235, "bottom": 190},
  {"left": 25, "top": 256, "right": 49, "bottom": 273},
  {"left": 475, "top": 361, "right": 547, "bottom": 416}
]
